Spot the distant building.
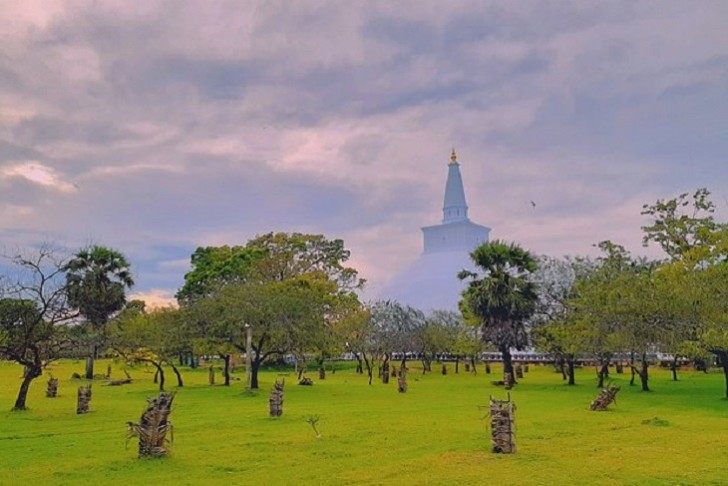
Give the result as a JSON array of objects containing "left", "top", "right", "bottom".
[{"left": 380, "top": 150, "right": 490, "bottom": 311}]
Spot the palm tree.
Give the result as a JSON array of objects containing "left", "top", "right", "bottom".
[
  {"left": 458, "top": 241, "right": 538, "bottom": 387},
  {"left": 65, "top": 246, "right": 134, "bottom": 379}
]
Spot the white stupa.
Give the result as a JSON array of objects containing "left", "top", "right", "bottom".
[{"left": 380, "top": 149, "right": 490, "bottom": 311}]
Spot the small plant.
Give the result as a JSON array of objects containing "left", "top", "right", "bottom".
[{"left": 306, "top": 415, "right": 322, "bottom": 439}]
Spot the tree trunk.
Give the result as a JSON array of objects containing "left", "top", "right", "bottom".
[
  {"left": 596, "top": 361, "right": 609, "bottom": 388},
  {"left": 85, "top": 353, "right": 95, "bottom": 380},
  {"left": 355, "top": 355, "right": 363, "bottom": 374},
  {"left": 152, "top": 361, "right": 165, "bottom": 391},
  {"left": 455, "top": 356, "right": 459, "bottom": 374},
  {"left": 223, "top": 354, "right": 231, "bottom": 387},
  {"left": 317, "top": 356, "right": 325, "bottom": 380},
  {"left": 153, "top": 368, "right": 159, "bottom": 384},
  {"left": 381, "top": 354, "right": 389, "bottom": 384},
  {"left": 501, "top": 346, "right": 516, "bottom": 385},
  {"left": 640, "top": 353, "right": 649, "bottom": 392},
  {"left": 470, "top": 356, "right": 478, "bottom": 375},
  {"left": 555, "top": 357, "right": 566, "bottom": 380},
  {"left": 251, "top": 357, "right": 262, "bottom": 389},
  {"left": 170, "top": 363, "right": 183, "bottom": 387},
  {"left": 14, "top": 364, "right": 40, "bottom": 410},
  {"left": 567, "top": 358, "right": 575, "bottom": 385},
  {"left": 671, "top": 356, "right": 679, "bottom": 381},
  {"left": 629, "top": 352, "right": 636, "bottom": 386},
  {"left": 363, "top": 353, "right": 373, "bottom": 385},
  {"left": 630, "top": 354, "right": 650, "bottom": 392},
  {"left": 721, "top": 353, "right": 728, "bottom": 399},
  {"left": 597, "top": 367, "right": 605, "bottom": 388}
]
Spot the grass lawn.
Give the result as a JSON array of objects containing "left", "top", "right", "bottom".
[{"left": 1, "top": 359, "right": 727, "bottom": 485}]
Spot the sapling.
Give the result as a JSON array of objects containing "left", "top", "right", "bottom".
[{"left": 306, "top": 415, "right": 322, "bottom": 439}]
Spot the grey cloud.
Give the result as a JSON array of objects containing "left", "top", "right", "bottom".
[{"left": 1, "top": 0, "right": 727, "bottom": 298}]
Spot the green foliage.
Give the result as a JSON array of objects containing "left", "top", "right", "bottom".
[
  {"left": 459, "top": 240, "right": 538, "bottom": 352},
  {"left": 0, "top": 298, "right": 49, "bottom": 362},
  {"left": 641, "top": 188, "right": 723, "bottom": 261},
  {"left": 0, "top": 248, "right": 73, "bottom": 409},
  {"left": 111, "top": 307, "right": 186, "bottom": 364},
  {"left": 176, "top": 245, "right": 262, "bottom": 301},
  {"left": 531, "top": 256, "right": 597, "bottom": 367},
  {"left": 177, "top": 233, "right": 365, "bottom": 303},
  {"left": 368, "top": 300, "right": 425, "bottom": 357},
  {"left": 244, "top": 233, "right": 365, "bottom": 291},
  {"left": 64, "top": 245, "right": 134, "bottom": 328},
  {"left": 180, "top": 233, "right": 364, "bottom": 388}
]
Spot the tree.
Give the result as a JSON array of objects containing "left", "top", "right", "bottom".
[
  {"left": 573, "top": 242, "right": 666, "bottom": 391},
  {"left": 418, "top": 310, "right": 460, "bottom": 374},
  {"left": 370, "top": 300, "right": 425, "bottom": 371},
  {"left": 244, "top": 233, "right": 365, "bottom": 291},
  {"left": 339, "top": 307, "right": 377, "bottom": 381},
  {"left": 176, "top": 245, "right": 263, "bottom": 302},
  {"left": 220, "top": 275, "right": 341, "bottom": 388},
  {"left": 448, "top": 315, "right": 484, "bottom": 374},
  {"left": 180, "top": 233, "right": 363, "bottom": 389},
  {"left": 110, "top": 306, "right": 188, "bottom": 390},
  {"left": 177, "top": 233, "right": 364, "bottom": 303},
  {"left": 668, "top": 226, "right": 728, "bottom": 397},
  {"left": 0, "top": 248, "right": 72, "bottom": 410},
  {"left": 641, "top": 188, "right": 721, "bottom": 261},
  {"left": 64, "top": 246, "right": 134, "bottom": 379},
  {"left": 641, "top": 188, "right": 728, "bottom": 390},
  {"left": 531, "top": 256, "right": 597, "bottom": 385},
  {"left": 694, "top": 254, "right": 728, "bottom": 398},
  {"left": 459, "top": 241, "right": 538, "bottom": 386}
]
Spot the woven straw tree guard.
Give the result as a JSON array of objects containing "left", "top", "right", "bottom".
[
  {"left": 127, "top": 392, "right": 175, "bottom": 458},
  {"left": 208, "top": 366, "right": 215, "bottom": 385},
  {"left": 269, "top": 379, "right": 284, "bottom": 417},
  {"left": 397, "top": 366, "right": 407, "bottom": 393},
  {"left": 589, "top": 384, "right": 620, "bottom": 411},
  {"left": 77, "top": 384, "right": 91, "bottom": 414},
  {"left": 381, "top": 360, "right": 389, "bottom": 384},
  {"left": 504, "top": 372, "right": 515, "bottom": 390},
  {"left": 515, "top": 364, "right": 524, "bottom": 379},
  {"left": 488, "top": 395, "right": 516, "bottom": 453},
  {"left": 46, "top": 376, "right": 59, "bottom": 398}
]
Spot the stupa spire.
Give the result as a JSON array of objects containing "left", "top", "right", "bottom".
[{"left": 442, "top": 148, "right": 468, "bottom": 223}]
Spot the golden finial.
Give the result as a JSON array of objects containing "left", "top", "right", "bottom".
[{"left": 450, "top": 148, "right": 458, "bottom": 164}]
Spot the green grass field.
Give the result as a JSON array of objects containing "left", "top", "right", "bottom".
[{"left": 1, "top": 360, "right": 727, "bottom": 485}]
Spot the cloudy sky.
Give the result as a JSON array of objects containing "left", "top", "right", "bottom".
[{"left": 1, "top": 1, "right": 727, "bottom": 305}]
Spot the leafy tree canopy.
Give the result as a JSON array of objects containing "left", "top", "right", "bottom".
[
  {"left": 64, "top": 245, "right": 134, "bottom": 328},
  {"left": 177, "top": 233, "right": 365, "bottom": 302}
]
